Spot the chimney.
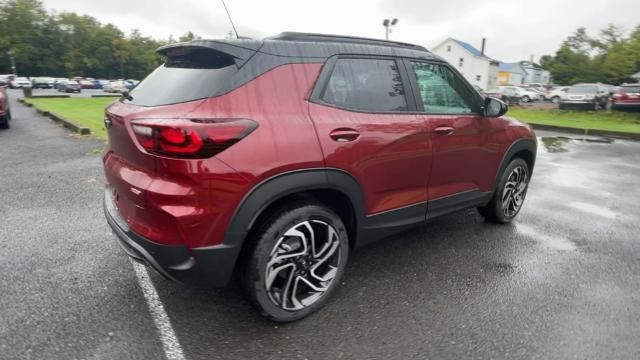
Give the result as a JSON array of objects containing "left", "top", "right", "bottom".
[{"left": 481, "top": 38, "right": 486, "bottom": 56}]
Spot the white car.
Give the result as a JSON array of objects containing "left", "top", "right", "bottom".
[
  {"left": 103, "top": 80, "right": 128, "bottom": 93},
  {"left": 545, "top": 86, "right": 571, "bottom": 103},
  {"left": 497, "top": 86, "right": 539, "bottom": 103},
  {"left": 10, "top": 77, "right": 31, "bottom": 89}
]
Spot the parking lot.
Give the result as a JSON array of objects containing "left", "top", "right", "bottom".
[{"left": 1, "top": 95, "right": 640, "bottom": 359}]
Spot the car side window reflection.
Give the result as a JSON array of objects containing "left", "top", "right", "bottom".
[
  {"left": 410, "top": 61, "right": 479, "bottom": 114},
  {"left": 321, "top": 58, "right": 408, "bottom": 112}
]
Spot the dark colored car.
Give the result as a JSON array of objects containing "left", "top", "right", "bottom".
[
  {"left": 78, "top": 79, "right": 96, "bottom": 89},
  {"left": 92, "top": 79, "right": 110, "bottom": 89},
  {"left": 0, "top": 79, "right": 11, "bottom": 129},
  {"left": 103, "top": 32, "right": 537, "bottom": 322},
  {"left": 560, "top": 84, "right": 610, "bottom": 110},
  {"left": 57, "top": 80, "right": 81, "bottom": 93},
  {"left": 612, "top": 84, "right": 640, "bottom": 110},
  {"left": 484, "top": 87, "right": 521, "bottom": 105}
]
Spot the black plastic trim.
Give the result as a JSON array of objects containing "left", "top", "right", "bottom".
[
  {"left": 493, "top": 138, "right": 537, "bottom": 192},
  {"left": 426, "top": 189, "right": 492, "bottom": 220}
]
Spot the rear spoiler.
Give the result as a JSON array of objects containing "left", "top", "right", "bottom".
[{"left": 156, "top": 40, "right": 263, "bottom": 68}]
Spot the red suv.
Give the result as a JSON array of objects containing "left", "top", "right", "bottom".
[
  {"left": 0, "top": 79, "right": 10, "bottom": 129},
  {"left": 103, "top": 33, "right": 537, "bottom": 322},
  {"left": 612, "top": 84, "right": 640, "bottom": 110}
]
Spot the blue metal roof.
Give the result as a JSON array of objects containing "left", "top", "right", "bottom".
[{"left": 453, "top": 39, "right": 489, "bottom": 59}]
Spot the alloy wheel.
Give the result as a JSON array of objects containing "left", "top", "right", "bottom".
[
  {"left": 265, "top": 220, "right": 341, "bottom": 311},
  {"left": 502, "top": 166, "right": 529, "bottom": 217}
]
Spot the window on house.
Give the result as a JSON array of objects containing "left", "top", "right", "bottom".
[
  {"left": 321, "top": 58, "right": 408, "bottom": 112},
  {"left": 476, "top": 75, "right": 481, "bottom": 81},
  {"left": 447, "top": 45, "right": 451, "bottom": 52},
  {"left": 459, "top": 58, "right": 464, "bottom": 67}
]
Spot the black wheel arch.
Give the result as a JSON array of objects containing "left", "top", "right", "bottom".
[
  {"left": 226, "top": 168, "right": 366, "bottom": 249},
  {"left": 492, "top": 138, "right": 537, "bottom": 193}
]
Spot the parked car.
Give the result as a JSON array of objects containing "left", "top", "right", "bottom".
[
  {"left": 92, "top": 79, "right": 110, "bottom": 89},
  {"left": 514, "top": 86, "right": 541, "bottom": 102},
  {"left": 78, "top": 79, "right": 96, "bottom": 89},
  {"left": 545, "top": 86, "right": 570, "bottom": 103},
  {"left": 52, "top": 78, "right": 67, "bottom": 89},
  {"left": 0, "top": 79, "right": 11, "bottom": 129},
  {"left": 559, "top": 84, "right": 610, "bottom": 110},
  {"left": 57, "top": 80, "right": 82, "bottom": 93},
  {"left": 9, "top": 77, "right": 31, "bottom": 89},
  {"left": 484, "top": 87, "right": 521, "bottom": 105},
  {"left": 103, "top": 80, "right": 128, "bottom": 93},
  {"left": 32, "top": 77, "right": 55, "bottom": 89},
  {"left": 103, "top": 33, "right": 537, "bottom": 322},
  {"left": 612, "top": 84, "right": 640, "bottom": 110}
]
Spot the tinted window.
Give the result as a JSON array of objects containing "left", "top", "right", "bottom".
[
  {"left": 126, "top": 48, "right": 238, "bottom": 107},
  {"left": 622, "top": 86, "right": 640, "bottom": 93},
  {"left": 410, "top": 62, "right": 479, "bottom": 114},
  {"left": 321, "top": 58, "right": 407, "bottom": 112}
]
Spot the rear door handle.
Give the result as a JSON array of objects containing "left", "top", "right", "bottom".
[
  {"left": 434, "top": 126, "right": 455, "bottom": 136},
  {"left": 329, "top": 128, "right": 360, "bottom": 142}
]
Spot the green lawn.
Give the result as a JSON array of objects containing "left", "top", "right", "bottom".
[
  {"left": 28, "top": 97, "right": 117, "bottom": 140},
  {"left": 508, "top": 107, "right": 640, "bottom": 134}
]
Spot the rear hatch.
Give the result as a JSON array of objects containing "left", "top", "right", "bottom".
[{"left": 103, "top": 41, "right": 261, "bottom": 241}]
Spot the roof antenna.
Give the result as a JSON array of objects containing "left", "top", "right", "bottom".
[{"left": 221, "top": 0, "right": 240, "bottom": 39}]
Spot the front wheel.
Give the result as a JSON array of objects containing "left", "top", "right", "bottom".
[
  {"left": 551, "top": 96, "right": 560, "bottom": 104},
  {"left": 240, "top": 203, "right": 349, "bottom": 322},
  {"left": 0, "top": 110, "right": 10, "bottom": 129},
  {"left": 521, "top": 95, "right": 530, "bottom": 103},
  {"left": 478, "top": 158, "right": 530, "bottom": 223}
]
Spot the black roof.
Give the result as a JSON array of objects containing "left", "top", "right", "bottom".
[{"left": 158, "top": 32, "right": 438, "bottom": 62}]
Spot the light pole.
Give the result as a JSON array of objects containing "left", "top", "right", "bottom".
[
  {"left": 382, "top": 18, "right": 398, "bottom": 40},
  {"left": 7, "top": 51, "right": 16, "bottom": 75}
]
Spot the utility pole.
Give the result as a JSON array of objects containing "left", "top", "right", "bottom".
[
  {"left": 7, "top": 51, "right": 16, "bottom": 75},
  {"left": 382, "top": 18, "right": 398, "bottom": 40}
]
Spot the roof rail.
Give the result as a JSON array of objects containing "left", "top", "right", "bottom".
[{"left": 267, "top": 32, "right": 428, "bottom": 51}]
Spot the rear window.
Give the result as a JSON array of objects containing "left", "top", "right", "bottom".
[
  {"left": 126, "top": 47, "right": 238, "bottom": 107},
  {"left": 622, "top": 86, "right": 640, "bottom": 93}
]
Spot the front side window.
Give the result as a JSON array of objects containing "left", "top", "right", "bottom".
[
  {"left": 321, "top": 58, "right": 408, "bottom": 112},
  {"left": 410, "top": 61, "right": 479, "bottom": 114}
]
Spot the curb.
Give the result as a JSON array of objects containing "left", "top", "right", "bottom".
[
  {"left": 21, "top": 98, "right": 91, "bottom": 136},
  {"left": 28, "top": 94, "right": 71, "bottom": 99},
  {"left": 528, "top": 123, "right": 640, "bottom": 141},
  {"left": 91, "top": 94, "right": 120, "bottom": 98}
]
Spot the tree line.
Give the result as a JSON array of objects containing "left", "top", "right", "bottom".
[
  {"left": 540, "top": 25, "right": 640, "bottom": 85},
  {"left": 0, "top": 0, "right": 199, "bottom": 79}
]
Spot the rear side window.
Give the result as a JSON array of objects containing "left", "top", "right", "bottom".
[
  {"left": 126, "top": 47, "right": 237, "bottom": 107},
  {"left": 623, "top": 86, "right": 640, "bottom": 93},
  {"left": 321, "top": 58, "right": 408, "bottom": 112}
]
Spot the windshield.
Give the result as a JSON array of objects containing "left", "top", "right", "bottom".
[
  {"left": 569, "top": 86, "right": 597, "bottom": 94},
  {"left": 126, "top": 47, "right": 238, "bottom": 107}
]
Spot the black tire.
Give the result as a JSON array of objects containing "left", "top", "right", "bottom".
[
  {"left": 0, "top": 111, "right": 9, "bottom": 129},
  {"left": 478, "top": 157, "right": 530, "bottom": 223},
  {"left": 521, "top": 95, "right": 530, "bottom": 103},
  {"left": 239, "top": 202, "right": 349, "bottom": 322}
]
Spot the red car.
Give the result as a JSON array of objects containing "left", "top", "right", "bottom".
[
  {"left": 612, "top": 84, "right": 640, "bottom": 110},
  {"left": 103, "top": 33, "right": 537, "bottom": 321},
  {"left": 0, "top": 79, "right": 11, "bottom": 129}
]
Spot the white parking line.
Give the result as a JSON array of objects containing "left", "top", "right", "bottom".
[{"left": 131, "top": 260, "right": 187, "bottom": 360}]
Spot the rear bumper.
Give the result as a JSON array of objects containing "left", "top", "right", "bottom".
[{"left": 104, "top": 190, "right": 244, "bottom": 288}]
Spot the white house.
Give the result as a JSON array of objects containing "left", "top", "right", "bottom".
[
  {"left": 432, "top": 38, "right": 499, "bottom": 90},
  {"left": 498, "top": 62, "right": 527, "bottom": 85},
  {"left": 518, "top": 61, "right": 551, "bottom": 85}
]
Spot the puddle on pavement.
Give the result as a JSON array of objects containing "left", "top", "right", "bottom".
[
  {"left": 569, "top": 202, "right": 618, "bottom": 219},
  {"left": 540, "top": 136, "right": 615, "bottom": 153},
  {"left": 516, "top": 223, "right": 577, "bottom": 251}
]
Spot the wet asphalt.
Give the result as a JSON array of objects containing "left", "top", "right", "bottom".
[{"left": 1, "top": 94, "right": 640, "bottom": 360}]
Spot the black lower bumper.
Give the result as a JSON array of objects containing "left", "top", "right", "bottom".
[{"left": 103, "top": 191, "right": 245, "bottom": 288}]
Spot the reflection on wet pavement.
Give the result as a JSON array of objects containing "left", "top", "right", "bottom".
[{"left": 540, "top": 135, "right": 615, "bottom": 153}]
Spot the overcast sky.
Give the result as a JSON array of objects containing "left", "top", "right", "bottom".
[{"left": 40, "top": 0, "right": 640, "bottom": 62}]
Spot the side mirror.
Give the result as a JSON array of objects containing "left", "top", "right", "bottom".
[
  {"left": 484, "top": 97, "right": 508, "bottom": 117},
  {"left": 0, "top": 80, "right": 7, "bottom": 88}
]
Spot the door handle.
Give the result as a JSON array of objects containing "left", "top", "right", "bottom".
[
  {"left": 329, "top": 128, "right": 360, "bottom": 142},
  {"left": 434, "top": 126, "right": 455, "bottom": 136}
]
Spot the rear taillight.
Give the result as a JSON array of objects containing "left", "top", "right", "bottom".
[{"left": 131, "top": 118, "right": 257, "bottom": 158}]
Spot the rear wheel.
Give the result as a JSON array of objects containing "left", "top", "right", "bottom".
[
  {"left": 478, "top": 158, "right": 530, "bottom": 223},
  {"left": 0, "top": 109, "right": 10, "bottom": 129},
  {"left": 240, "top": 203, "right": 349, "bottom": 322}
]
